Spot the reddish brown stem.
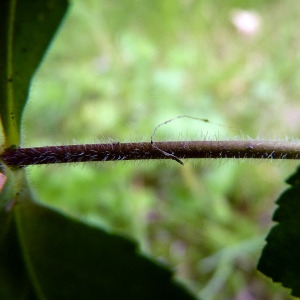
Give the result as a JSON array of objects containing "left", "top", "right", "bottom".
[{"left": 1, "top": 140, "right": 300, "bottom": 168}]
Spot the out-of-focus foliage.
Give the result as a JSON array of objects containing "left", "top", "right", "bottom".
[
  {"left": 23, "top": 0, "right": 300, "bottom": 299},
  {"left": 0, "top": 1, "right": 196, "bottom": 299}
]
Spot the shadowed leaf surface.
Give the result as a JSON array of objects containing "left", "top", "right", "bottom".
[
  {"left": 0, "top": 183, "right": 195, "bottom": 299},
  {"left": 257, "top": 166, "right": 300, "bottom": 297},
  {"left": 0, "top": 0, "right": 68, "bottom": 147},
  {"left": 0, "top": 208, "right": 37, "bottom": 299}
]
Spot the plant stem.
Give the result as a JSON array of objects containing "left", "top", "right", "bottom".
[{"left": 1, "top": 140, "right": 300, "bottom": 168}]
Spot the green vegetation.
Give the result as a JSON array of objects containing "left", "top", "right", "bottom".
[{"left": 2, "top": 0, "right": 300, "bottom": 299}]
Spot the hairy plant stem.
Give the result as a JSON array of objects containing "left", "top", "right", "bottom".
[{"left": 1, "top": 140, "right": 300, "bottom": 168}]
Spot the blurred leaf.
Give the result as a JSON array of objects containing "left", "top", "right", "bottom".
[
  {"left": 257, "top": 166, "right": 300, "bottom": 297},
  {"left": 0, "top": 211, "right": 37, "bottom": 299},
  {"left": 0, "top": 181, "right": 195, "bottom": 299},
  {"left": 0, "top": 0, "right": 68, "bottom": 147},
  {"left": 0, "top": 169, "right": 38, "bottom": 299}
]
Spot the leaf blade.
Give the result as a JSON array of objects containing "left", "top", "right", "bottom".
[
  {"left": 0, "top": 170, "right": 37, "bottom": 299},
  {"left": 0, "top": 0, "right": 68, "bottom": 147},
  {"left": 257, "top": 166, "right": 300, "bottom": 297},
  {"left": 15, "top": 199, "right": 195, "bottom": 299}
]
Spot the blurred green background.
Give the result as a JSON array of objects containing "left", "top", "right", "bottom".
[{"left": 22, "top": 0, "right": 300, "bottom": 299}]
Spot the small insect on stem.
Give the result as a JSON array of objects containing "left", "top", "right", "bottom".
[
  {"left": 150, "top": 116, "right": 187, "bottom": 165},
  {"left": 151, "top": 139, "right": 184, "bottom": 165},
  {"left": 150, "top": 115, "right": 230, "bottom": 166}
]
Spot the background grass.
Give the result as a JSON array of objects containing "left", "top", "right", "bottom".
[{"left": 22, "top": 0, "right": 300, "bottom": 299}]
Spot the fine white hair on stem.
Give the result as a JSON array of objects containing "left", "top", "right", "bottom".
[{"left": 3, "top": 114, "right": 300, "bottom": 168}]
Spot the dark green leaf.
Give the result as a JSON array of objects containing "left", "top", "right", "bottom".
[
  {"left": 0, "top": 170, "right": 37, "bottom": 299},
  {"left": 17, "top": 201, "right": 195, "bottom": 299},
  {"left": 0, "top": 208, "right": 37, "bottom": 300},
  {"left": 0, "top": 179, "right": 195, "bottom": 299},
  {"left": 257, "top": 166, "right": 300, "bottom": 297},
  {"left": 0, "top": 0, "right": 68, "bottom": 147}
]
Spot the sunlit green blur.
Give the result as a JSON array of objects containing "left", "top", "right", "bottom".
[{"left": 23, "top": 1, "right": 300, "bottom": 299}]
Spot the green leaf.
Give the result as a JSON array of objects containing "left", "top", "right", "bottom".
[
  {"left": 0, "top": 208, "right": 37, "bottom": 300},
  {"left": 0, "top": 184, "right": 195, "bottom": 299},
  {"left": 0, "top": 169, "right": 37, "bottom": 299},
  {"left": 257, "top": 166, "right": 300, "bottom": 297},
  {"left": 0, "top": 0, "right": 68, "bottom": 147}
]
